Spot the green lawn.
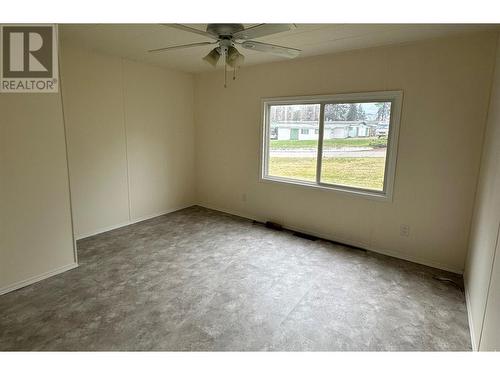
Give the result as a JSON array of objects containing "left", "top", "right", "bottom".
[
  {"left": 269, "top": 157, "right": 385, "bottom": 190},
  {"left": 270, "top": 137, "right": 386, "bottom": 150}
]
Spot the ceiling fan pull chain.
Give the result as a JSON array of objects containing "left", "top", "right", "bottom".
[{"left": 233, "top": 67, "right": 236, "bottom": 81}]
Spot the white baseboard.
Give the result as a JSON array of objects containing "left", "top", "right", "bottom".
[
  {"left": 197, "top": 202, "right": 463, "bottom": 274},
  {"left": 464, "top": 275, "right": 479, "bottom": 351},
  {"left": 0, "top": 262, "right": 78, "bottom": 296},
  {"left": 75, "top": 204, "right": 194, "bottom": 240}
]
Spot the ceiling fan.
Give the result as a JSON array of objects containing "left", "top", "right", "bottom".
[{"left": 148, "top": 24, "right": 301, "bottom": 87}]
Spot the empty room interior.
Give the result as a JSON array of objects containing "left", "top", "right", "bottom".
[{"left": 3, "top": 22, "right": 500, "bottom": 352}]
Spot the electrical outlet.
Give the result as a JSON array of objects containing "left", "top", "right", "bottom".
[{"left": 400, "top": 224, "right": 410, "bottom": 237}]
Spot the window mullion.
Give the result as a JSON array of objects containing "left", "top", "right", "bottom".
[{"left": 316, "top": 103, "right": 325, "bottom": 184}]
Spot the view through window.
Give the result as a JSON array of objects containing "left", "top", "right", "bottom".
[
  {"left": 320, "top": 102, "right": 391, "bottom": 190},
  {"left": 268, "top": 104, "right": 320, "bottom": 183},
  {"left": 264, "top": 92, "right": 401, "bottom": 196}
]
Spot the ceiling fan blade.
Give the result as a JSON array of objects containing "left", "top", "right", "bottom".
[
  {"left": 233, "top": 24, "right": 296, "bottom": 40},
  {"left": 148, "top": 41, "right": 216, "bottom": 53},
  {"left": 163, "top": 24, "right": 219, "bottom": 40},
  {"left": 240, "top": 41, "right": 300, "bottom": 58}
]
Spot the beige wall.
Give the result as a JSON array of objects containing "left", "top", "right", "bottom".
[
  {"left": 0, "top": 92, "right": 77, "bottom": 294},
  {"left": 194, "top": 32, "right": 497, "bottom": 273},
  {"left": 60, "top": 44, "right": 196, "bottom": 238},
  {"left": 465, "top": 34, "right": 500, "bottom": 351},
  {"left": 123, "top": 60, "right": 196, "bottom": 220},
  {"left": 480, "top": 236, "right": 500, "bottom": 350}
]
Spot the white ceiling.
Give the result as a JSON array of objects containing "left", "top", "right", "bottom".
[{"left": 60, "top": 24, "right": 498, "bottom": 74}]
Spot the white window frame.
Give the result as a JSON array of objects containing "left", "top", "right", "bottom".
[{"left": 260, "top": 90, "right": 403, "bottom": 201}]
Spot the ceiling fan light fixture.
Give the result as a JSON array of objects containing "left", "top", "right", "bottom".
[
  {"left": 203, "top": 48, "right": 221, "bottom": 67},
  {"left": 226, "top": 46, "right": 245, "bottom": 69}
]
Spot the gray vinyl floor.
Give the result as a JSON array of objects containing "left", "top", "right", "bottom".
[{"left": 0, "top": 206, "right": 471, "bottom": 351}]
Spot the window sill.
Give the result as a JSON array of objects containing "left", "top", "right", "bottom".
[{"left": 260, "top": 175, "right": 393, "bottom": 202}]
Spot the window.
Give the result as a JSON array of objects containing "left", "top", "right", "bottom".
[{"left": 261, "top": 91, "right": 402, "bottom": 199}]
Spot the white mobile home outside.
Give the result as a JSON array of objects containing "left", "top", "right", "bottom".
[{"left": 270, "top": 120, "right": 385, "bottom": 140}]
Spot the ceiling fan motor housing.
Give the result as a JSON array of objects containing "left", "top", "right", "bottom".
[{"left": 206, "top": 24, "right": 245, "bottom": 38}]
